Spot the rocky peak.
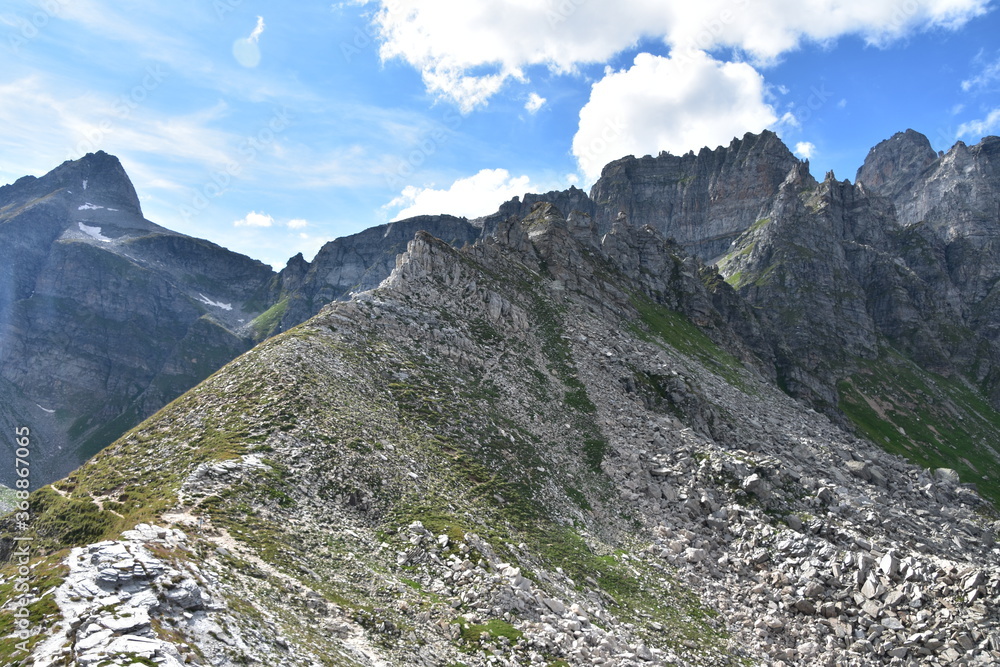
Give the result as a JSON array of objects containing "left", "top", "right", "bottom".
[
  {"left": 856, "top": 129, "right": 938, "bottom": 195},
  {"left": 481, "top": 186, "right": 595, "bottom": 235},
  {"left": 0, "top": 151, "right": 144, "bottom": 217},
  {"left": 589, "top": 130, "right": 803, "bottom": 260}
]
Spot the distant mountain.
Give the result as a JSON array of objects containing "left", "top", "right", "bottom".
[
  {"left": 271, "top": 214, "right": 483, "bottom": 332},
  {"left": 0, "top": 152, "right": 276, "bottom": 486},
  {"left": 8, "top": 130, "right": 1000, "bottom": 504}
]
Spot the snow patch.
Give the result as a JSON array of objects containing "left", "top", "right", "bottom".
[
  {"left": 198, "top": 294, "right": 233, "bottom": 311},
  {"left": 36, "top": 404, "right": 55, "bottom": 414},
  {"left": 78, "top": 222, "right": 112, "bottom": 242},
  {"left": 78, "top": 203, "right": 104, "bottom": 210},
  {"left": 82, "top": 179, "right": 88, "bottom": 190}
]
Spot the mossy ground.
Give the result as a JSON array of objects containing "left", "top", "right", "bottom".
[
  {"left": 838, "top": 348, "right": 1000, "bottom": 508},
  {"left": 629, "top": 294, "right": 748, "bottom": 390}
]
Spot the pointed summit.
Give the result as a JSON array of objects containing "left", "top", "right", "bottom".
[
  {"left": 53, "top": 151, "right": 144, "bottom": 217},
  {"left": 0, "top": 151, "right": 144, "bottom": 217}
]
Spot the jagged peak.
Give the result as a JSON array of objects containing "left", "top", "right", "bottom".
[
  {"left": 781, "top": 160, "right": 816, "bottom": 191},
  {"left": 522, "top": 201, "right": 567, "bottom": 230},
  {"left": 605, "top": 130, "right": 793, "bottom": 175}
]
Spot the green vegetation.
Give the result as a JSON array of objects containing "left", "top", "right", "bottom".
[
  {"left": 30, "top": 487, "right": 117, "bottom": 545},
  {"left": 0, "top": 552, "right": 68, "bottom": 663},
  {"left": 629, "top": 294, "right": 747, "bottom": 389},
  {"left": 456, "top": 618, "right": 524, "bottom": 645},
  {"left": 250, "top": 297, "right": 289, "bottom": 341},
  {"left": 525, "top": 526, "right": 725, "bottom": 651},
  {"left": 838, "top": 348, "right": 1000, "bottom": 507}
]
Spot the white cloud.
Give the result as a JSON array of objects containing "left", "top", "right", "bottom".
[
  {"left": 386, "top": 168, "right": 535, "bottom": 220},
  {"left": 957, "top": 108, "right": 1000, "bottom": 138},
  {"left": 962, "top": 53, "right": 1000, "bottom": 91},
  {"left": 361, "top": 0, "right": 989, "bottom": 108},
  {"left": 794, "top": 141, "right": 816, "bottom": 159},
  {"left": 525, "top": 92, "right": 547, "bottom": 114},
  {"left": 234, "top": 211, "right": 275, "bottom": 227},
  {"left": 571, "top": 51, "right": 777, "bottom": 182},
  {"left": 287, "top": 218, "right": 309, "bottom": 229},
  {"left": 249, "top": 16, "right": 266, "bottom": 43}
]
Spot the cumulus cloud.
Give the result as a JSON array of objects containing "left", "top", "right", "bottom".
[
  {"left": 795, "top": 141, "right": 816, "bottom": 159},
  {"left": 525, "top": 92, "right": 547, "bottom": 114},
  {"left": 287, "top": 218, "right": 309, "bottom": 229},
  {"left": 571, "top": 51, "right": 777, "bottom": 182},
  {"left": 957, "top": 108, "right": 1000, "bottom": 138},
  {"left": 234, "top": 211, "right": 275, "bottom": 227},
  {"left": 386, "top": 168, "right": 535, "bottom": 220},
  {"left": 361, "top": 0, "right": 988, "bottom": 108}
]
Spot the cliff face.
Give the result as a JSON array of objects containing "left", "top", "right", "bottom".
[
  {"left": 858, "top": 132, "right": 1000, "bottom": 353},
  {"left": 589, "top": 130, "right": 804, "bottom": 259},
  {"left": 0, "top": 153, "right": 275, "bottom": 486},
  {"left": 714, "top": 132, "right": 1000, "bottom": 505}
]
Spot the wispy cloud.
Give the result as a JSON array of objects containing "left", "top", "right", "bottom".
[
  {"left": 249, "top": 15, "right": 266, "bottom": 43},
  {"left": 234, "top": 16, "right": 266, "bottom": 68},
  {"left": 962, "top": 51, "right": 1000, "bottom": 92},
  {"left": 957, "top": 108, "right": 1000, "bottom": 138}
]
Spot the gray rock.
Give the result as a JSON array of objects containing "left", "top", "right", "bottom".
[{"left": 741, "top": 474, "right": 771, "bottom": 500}]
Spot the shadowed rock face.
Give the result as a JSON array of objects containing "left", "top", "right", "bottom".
[
  {"left": 853, "top": 131, "right": 1000, "bottom": 375},
  {"left": 0, "top": 152, "right": 276, "bottom": 486},
  {"left": 855, "top": 128, "right": 939, "bottom": 196},
  {"left": 858, "top": 131, "right": 1000, "bottom": 235},
  {"left": 588, "top": 130, "right": 803, "bottom": 260}
]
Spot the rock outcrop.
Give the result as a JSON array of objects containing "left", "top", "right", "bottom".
[{"left": 274, "top": 214, "right": 482, "bottom": 330}]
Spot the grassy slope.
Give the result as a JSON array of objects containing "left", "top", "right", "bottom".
[{"left": 838, "top": 348, "right": 1000, "bottom": 507}]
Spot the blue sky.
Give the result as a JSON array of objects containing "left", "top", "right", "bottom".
[{"left": 1, "top": 0, "right": 999, "bottom": 270}]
